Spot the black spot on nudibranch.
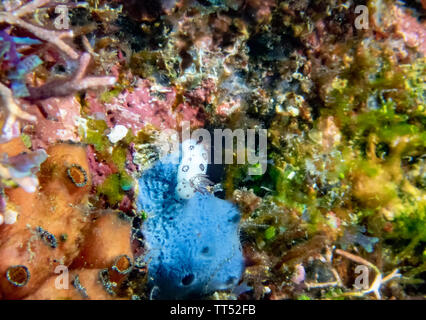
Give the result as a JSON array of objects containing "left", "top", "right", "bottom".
[
  {"left": 199, "top": 164, "right": 205, "bottom": 171},
  {"left": 182, "top": 165, "right": 189, "bottom": 172}
]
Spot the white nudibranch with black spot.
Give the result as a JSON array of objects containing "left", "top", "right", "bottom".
[{"left": 176, "top": 139, "right": 209, "bottom": 199}]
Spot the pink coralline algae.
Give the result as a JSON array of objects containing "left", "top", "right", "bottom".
[
  {"left": 183, "top": 79, "right": 215, "bottom": 106},
  {"left": 0, "top": 1, "right": 115, "bottom": 144},
  {"left": 392, "top": 6, "right": 426, "bottom": 55},
  {"left": 216, "top": 100, "right": 242, "bottom": 118},
  {"left": 87, "top": 145, "right": 116, "bottom": 187},
  {"left": 126, "top": 143, "right": 138, "bottom": 173},
  {"left": 246, "top": 0, "right": 276, "bottom": 24},
  {"left": 22, "top": 96, "right": 82, "bottom": 149},
  {"left": 86, "top": 79, "right": 206, "bottom": 134}
]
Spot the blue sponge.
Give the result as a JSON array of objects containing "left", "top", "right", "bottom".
[{"left": 136, "top": 152, "right": 244, "bottom": 299}]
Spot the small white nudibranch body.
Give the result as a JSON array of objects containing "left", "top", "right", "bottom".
[{"left": 176, "top": 139, "right": 209, "bottom": 199}]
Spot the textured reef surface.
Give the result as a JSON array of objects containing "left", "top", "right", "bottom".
[{"left": 0, "top": 0, "right": 425, "bottom": 300}]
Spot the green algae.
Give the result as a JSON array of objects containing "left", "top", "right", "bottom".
[
  {"left": 97, "top": 173, "right": 123, "bottom": 205},
  {"left": 97, "top": 173, "right": 134, "bottom": 205},
  {"left": 221, "top": 35, "right": 425, "bottom": 299},
  {"left": 83, "top": 119, "right": 110, "bottom": 152},
  {"left": 264, "top": 226, "right": 276, "bottom": 240},
  {"left": 80, "top": 118, "right": 137, "bottom": 205},
  {"left": 99, "top": 87, "right": 123, "bottom": 104},
  {"left": 112, "top": 144, "right": 128, "bottom": 171},
  {"left": 119, "top": 172, "right": 134, "bottom": 191}
]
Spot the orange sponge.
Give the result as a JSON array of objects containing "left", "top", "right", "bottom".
[
  {"left": 25, "top": 269, "right": 116, "bottom": 300},
  {"left": 0, "top": 142, "right": 92, "bottom": 299},
  {"left": 70, "top": 210, "right": 132, "bottom": 270}
]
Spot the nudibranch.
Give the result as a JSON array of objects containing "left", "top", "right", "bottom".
[
  {"left": 176, "top": 139, "right": 211, "bottom": 199},
  {"left": 135, "top": 139, "right": 244, "bottom": 299}
]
